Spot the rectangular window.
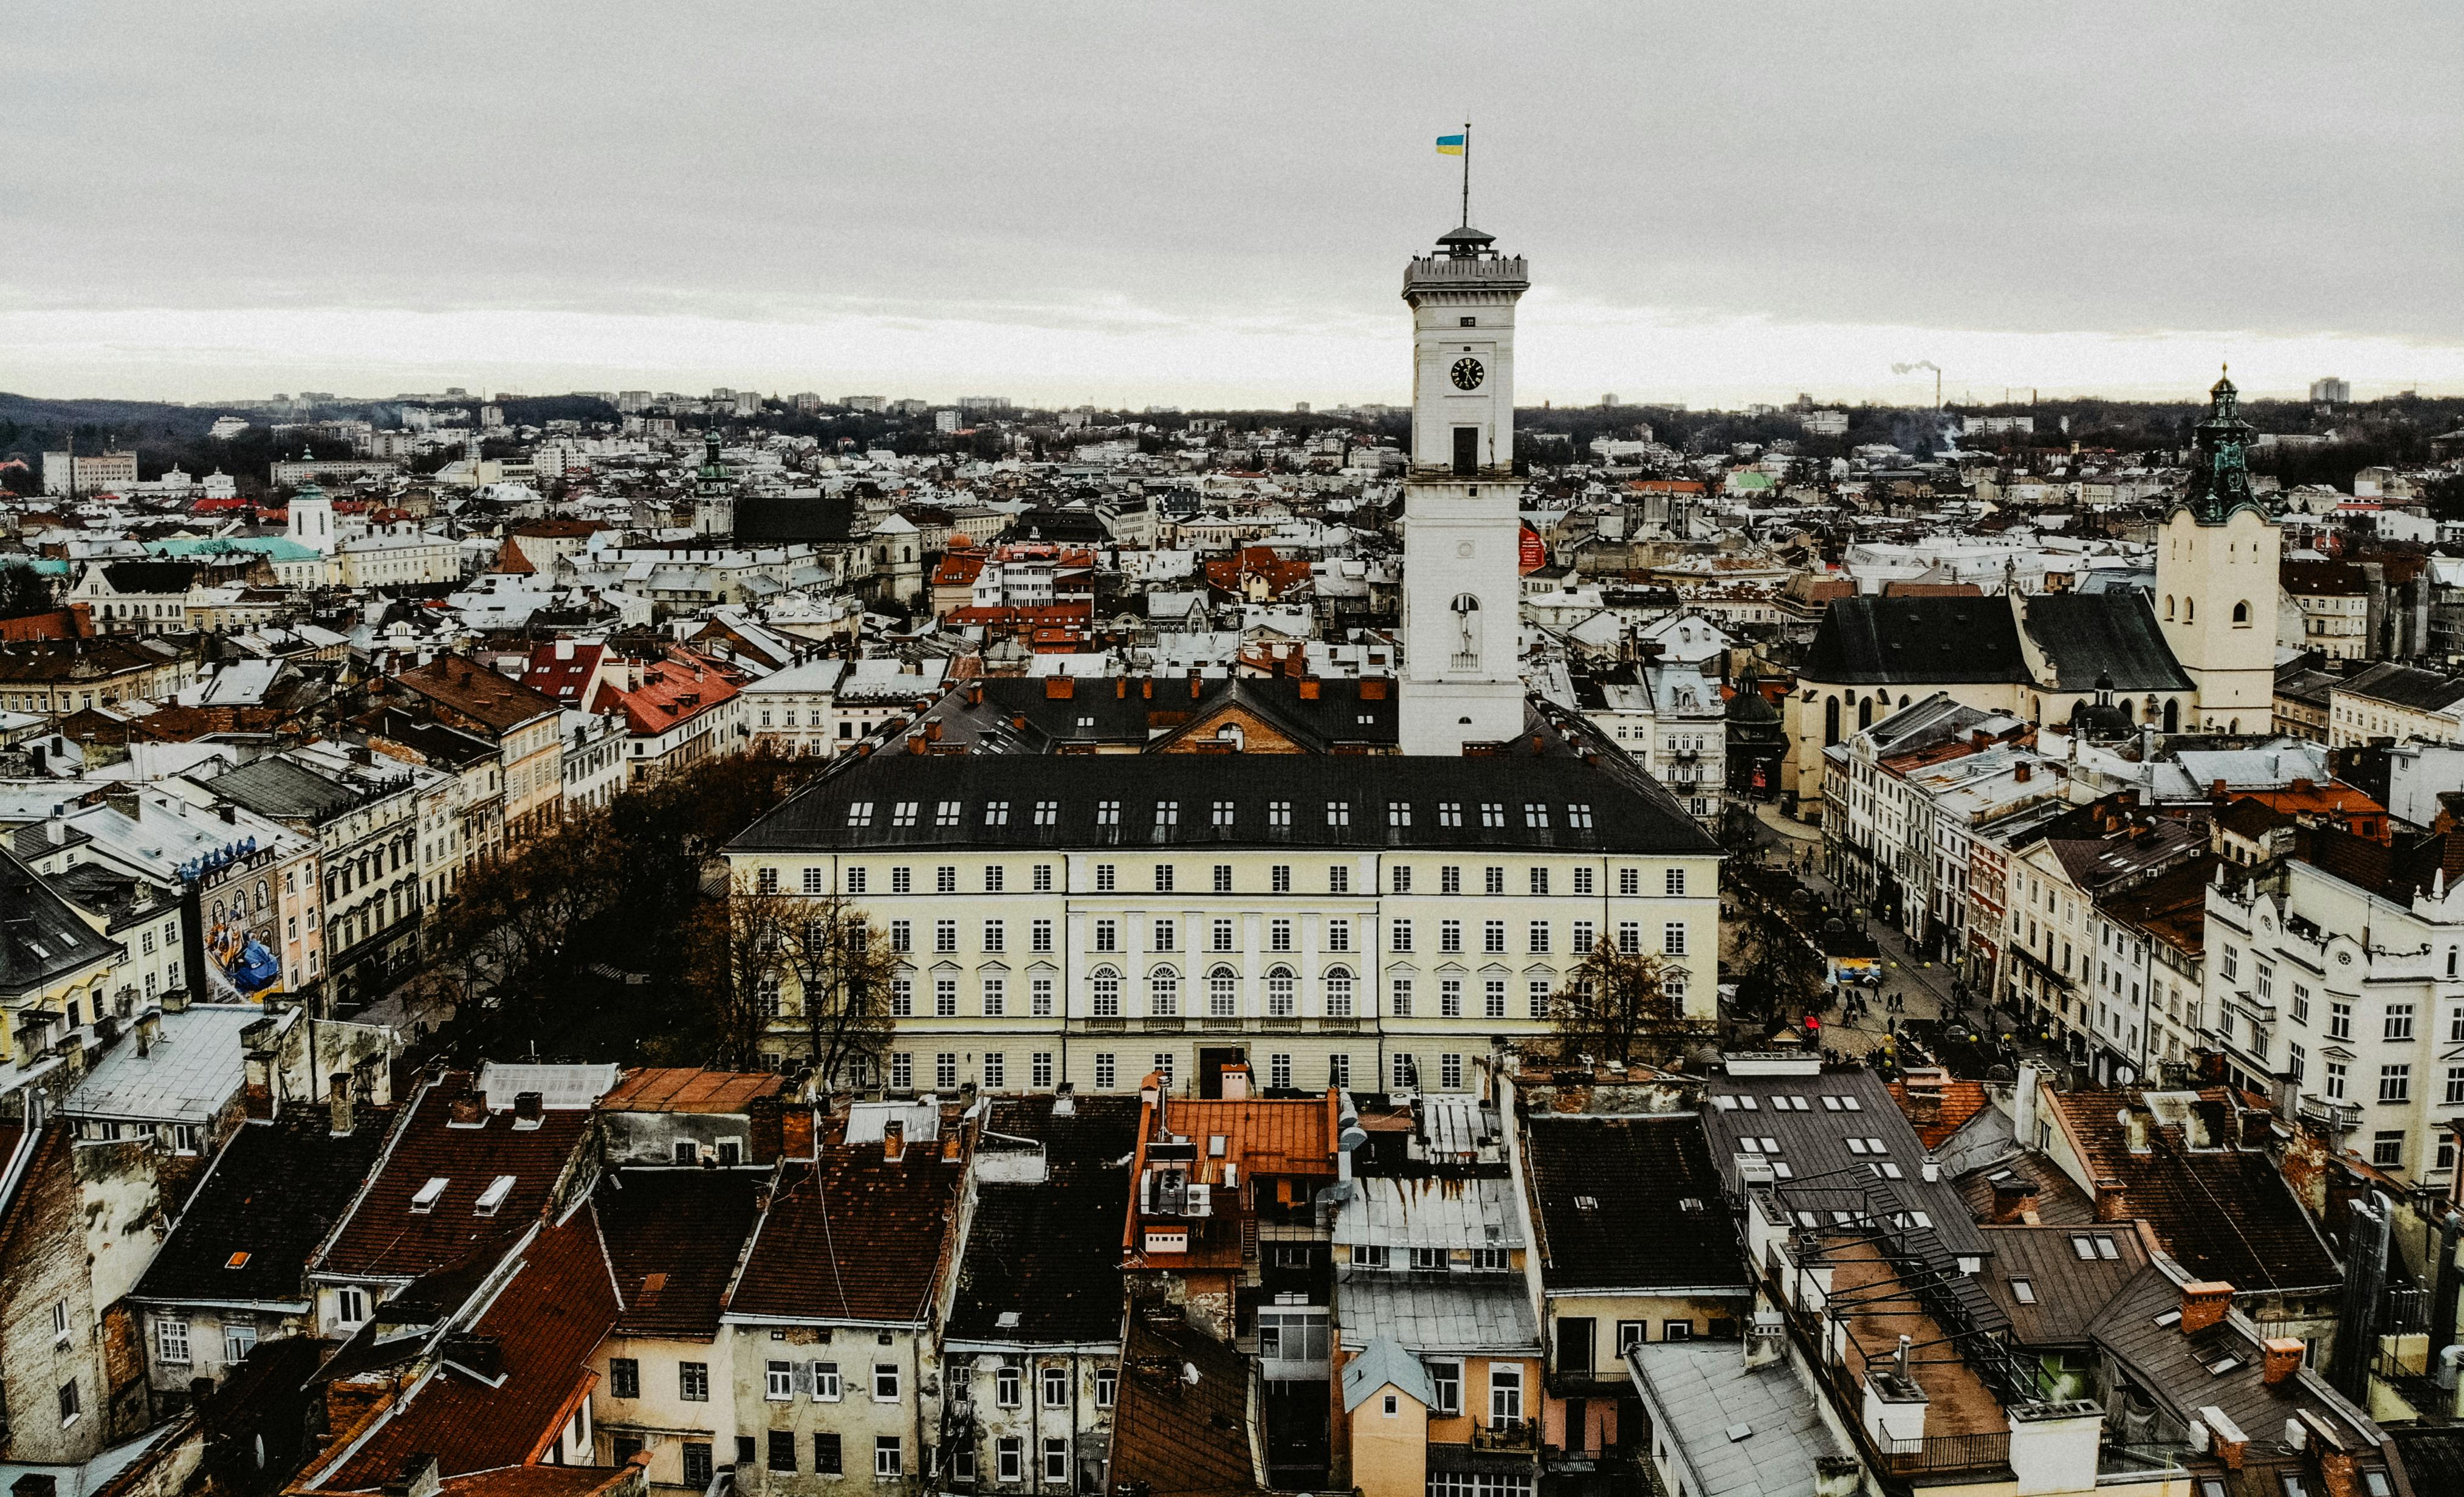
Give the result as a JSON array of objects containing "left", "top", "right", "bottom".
[
  {"left": 936, "top": 866, "right": 957, "bottom": 895},
  {"left": 984, "top": 1051, "right": 1006, "bottom": 1089},
  {"left": 983, "top": 919, "right": 1005, "bottom": 952},
  {"left": 1042, "top": 1439, "right": 1070, "bottom": 1484},
  {"left": 2327, "top": 1061, "right": 2347, "bottom": 1099},
  {"left": 936, "top": 1052, "right": 959, "bottom": 1089},
  {"left": 1392, "top": 918, "right": 1414, "bottom": 953},
  {"left": 891, "top": 867, "right": 912, "bottom": 894},
  {"left": 936, "top": 978, "right": 958, "bottom": 1017},
  {"left": 1392, "top": 865, "right": 1413, "bottom": 893},
  {"left": 1327, "top": 919, "right": 1351, "bottom": 952},
  {"left": 1155, "top": 864, "right": 1175, "bottom": 893},
  {"left": 1271, "top": 918, "right": 1293, "bottom": 952},
  {"left": 767, "top": 1360, "right": 794, "bottom": 1400},
  {"left": 769, "top": 1430, "right": 798, "bottom": 1473},
  {"left": 2386, "top": 1003, "right": 2416, "bottom": 1041},
  {"left": 1330, "top": 865, "right": 1350, "bottom": 895},
  {"left": 1032, "top": 918, "right": 1054, "bottom": 952},
  {"left": 682, "top": 1444, "right": 713, "bottom": 1489},
  {"left": 2373, "top": 1131, "right": 2404, "bottom": 1168},
  {"left": 803, "top": 867, "right": 827, "bottom": 894},
  {"left": 1095, "top": 1053, "right": 1117, "bottom": 1089},
  {"left": 1390, "top": 978, "right": 1413, "bottom": 1017},
  {"left": 1484, "top": 920, "right": 1506, "bottom": 954},
  {"left": 984, "top": 865, "right": 1005, "bottom": 893},
  {"left": 1042, "top": 1365, "right": 1069, "bottom": 1408},
  {"left": 814, "top": 1361, "right": 842, "bottom": 1400},
  {"left": 1034, "top": 863, "right": 1054, "bottom": 892},
  {"left": 1528, "top": 867, "right": 1549, "bottom": 896},
  {"left": 2380, "top": 1064, "right": 2411, "bottom": 1103},
  {"left": 1664, "top": 921, "right": 1689, "bottom": 955},
  {"left": 1441, "top": 920, "right": 1463, "bottom": 954},
  {"left": 1032, "top": 1051, "right": 1054, "bottom": 1087},
  {"left": 1214, "top": 864, "right": 1233, "bottom": 893},
  {"left": 1095, "top": 864, "right": 1116, "bottom": 892},
  {"left": 997, "top": 1439, "right": 1022, "bottom": 1482},
  {"left": 1430, "top": 1360, "right": 1461, "bottom": 1415},
  {"left": 1573, "top": 867, "right": 1594, "bottom": 895},
  {"left": 1441, "top": 979, "right": 1463, "bottom": 1017},
  {"left": 1665, "top": 867, "right": 1687, "bottom": 896},
  {"left": 875, "top": 1363, "right": 901, "bottom": 1402},
  {"left": 680, "top": 1361, "right": 711, "bottom": 1401},
  {"left": 1484, "top": 979, "right": 1507, "bottom": 1019},
  {"left": 1032, "top": 979, "right": 1054, "bottom": 1017},
  {"left": 814, "top": 1433, "right": 842, "bottom": 1475},
  {"left": 1484, "top": 866, "right": 1505, "bottom": 895},
  {"left": 1441, "top": 1053, "right": 1464, "bottom": 1089},
  {"left": 1573, "top": 920, "right": 1595, "bottom": 953},
  {"left": 1618, "top": 922, "right": 1640, "bottom": 955},
  {"left": 1272, "top": 864, "right": 1292, "bottom": 893},
  {"left": 846, "top": 866, "right": 868, "bottom": 894},
  {"left": 1095, "top": 919, "right": 1118, "bottom": 952},
  {"left": 1441, "top": 864, "right": 1461, "bottom": 894},
  {"left": 156, "top": 1318, "right": 191, "bottom": 1366},
  {"left": 1618, "top": 868, "right": 1639, "bottom": 896},
  {"left": 997, "top": 1364, "right": 1023, "bottom": 1407},
  {"left": 874, "top": 1437, "right": 902, "bottom": 1478},
  {"left": 611, "top": 1357, "right": 640, "bottom": 1398},
  {"left": 1270, "top": 1053, "right": 1292, "bottom": 1089}
]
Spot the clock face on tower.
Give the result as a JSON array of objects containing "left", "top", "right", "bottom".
[{"left": 1450, "top": 356, "right": 1486, "bottom": 391}]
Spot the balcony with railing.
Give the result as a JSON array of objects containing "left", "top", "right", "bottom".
[{"left": 1471, "top": 1418, "right": 1539, "bottom": 1453}]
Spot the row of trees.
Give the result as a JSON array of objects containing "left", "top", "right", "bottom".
[{"left": 422, "top": 749, "right": 829, "bottom": 1065}]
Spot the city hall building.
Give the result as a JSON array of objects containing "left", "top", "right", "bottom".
[{"left": 723, "top": 219, "right": 1721, "bottom": 1096}]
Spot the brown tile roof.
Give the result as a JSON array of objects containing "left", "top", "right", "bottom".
[
  {"left": 725, "top": 1144, "right": 961, "bottom": 1322},
  {"left": 1886, "top": 1077, "right": 1991, "bottom": 1149},
  {"left": 594, "top": 1169, "right": 765, "bottom": 1339},
  {"left": 1147, "top": 1096, "right": 1336, "bottom": 1180},
  {"left": 598, "top": 1068, "right": 783, "bottom": 1114},
  {"left": 2045, "top": 1089, "right": 2339, "bottom": 1291},
  {"left": 1107, "top": 1306, "right": 1260, "bottom": 1497},
  {"left": 438, "top": 1467, "right": 637, "bottom": 1497},
  {"left": 1975, "top": 1222, "right": 2150, "bottom": 1347},
  {"left": 391, "top": 657, "right": 562, "bottom": 734},
  {"left": 318, "top": 1075, "right": 593, "bottom": 1281},
  {"left": 319, "top": 1211, "right": 619, "bottom": 1489}
]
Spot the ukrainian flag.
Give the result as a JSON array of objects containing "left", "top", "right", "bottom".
[{"left": 1435, "top": 133, "right": 1465, "bottom": 155}]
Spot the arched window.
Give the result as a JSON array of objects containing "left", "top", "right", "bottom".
[
  {"left": 1858, "top": 697, "right": 1875, "bottom": 729},
  {"left": 1266, "top": 965, "right": 1297, "bottom": 1018},
  {"left": 1824, "top": 695, "right": 1841, "bottom": 746},
  {"left": 1324, "top": 966, "right": 1354, "bottom": 1019},
  {"left": 2164, "top": 594, "right": 2175, "bottom": 620},
  {"left": 2231, "top": 599, "right": 2250, "bottom": 625},
  {"left": 1207, "top": 966, "right": 1238, "bottom": 1018},
  {"left": 1090, "top": 966, "right": 1121, "bottom": 1017},
  {"left": 1148, "top": 967, "right": 1179, "bottom": 1017},
  {"left": 1898, "top": 694, "right": 1910, "bottom": 709},
  {"left": 256, "top": 879, "right": 270, "bottom": 910},
  {"left": 2163, "top": 698, "right": 2180, "bottom": 733},
  {"left": 1449, "top": 593, "right": 1483, "bottom": 660},
  {"left": 2183, "top": 598, "right": 2195, "bottom": 624}
]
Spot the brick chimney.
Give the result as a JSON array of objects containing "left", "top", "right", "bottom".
[
  {"left": 882, "top": 1118, "right": 905, "bottom": 1162},
  {"left": 2092, "top": 1178, "right": 2128, "bottom": 1222},
  {"left": 1298, "top": 676, "right": 1321, "bottom": 700},
  {"left": 2260, "top": 1337, "right": 2305, "bottom": 1386},
  {"left": 1045, "top": 675, "right": 1074, "bottom": 700},
  {"left": 329, "top": 1072, "right": 354, "bottom": 1135},
  {"left": 2180, "top": 1281, "right": 2235, "bottom": 1335},
  {"left": 1990, "top": 1179, "right": 2039, "bottom": 1225},
  {"left": 447, "top": 1092, "right": 486, "bottom": 1127}
]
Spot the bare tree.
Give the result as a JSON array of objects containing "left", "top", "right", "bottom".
[
  {"left": 695, "top": 880, "right": 901, "bottom": 1087},
  {"left": 1558, "top": 937, "right": 1687, "bottom": 1064}
]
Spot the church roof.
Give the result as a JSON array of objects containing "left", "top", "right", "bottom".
[
  {"left": 2019, "top": 592, "right": 2193, "bottom": 693},
  {"left": 1799, "top": 595, "right": 2032, "bottom": 686}
]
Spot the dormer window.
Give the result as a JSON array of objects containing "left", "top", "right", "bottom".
[
  {"left": 473, "top": 1175, "right": 516, "bottom": 1216},
  {"left": 410, "top": 1177, "right": 448, "bottom": 1213}
]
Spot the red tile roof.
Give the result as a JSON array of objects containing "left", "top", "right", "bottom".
[
  {"left": 393, "top": 658, "right": 563, "bottom": 734},
  {"left": 725, "top": 1144, "right": 961, "bottom": 1323},
  {"left": 318, "top": 1211, "right": 619, "bottom": 1490},
  {"left": 520, "top": 642, "right": 611, "bottom": 707},
  {"left": 589, "top": 650, "right": 741, "bottom": 736},
  {"left": 318, "top": 1075, "right": 593, "bottom": 1281},
  {"left": 594, "top": 1170, "right": 766, "bottom": 1338},
  {"left": 599, "top": 1068, "right": 783, "bottom": 1113}
]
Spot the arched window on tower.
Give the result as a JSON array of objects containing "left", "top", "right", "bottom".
[
  {"left": 1449, "top": 594, "right": 1483, "bottom": 663},
  {"left": 2163, "top": 699, "right": 2180, "bottom": 733},
  {"left": 1858, "top": 697, "right": 1875, "bottom": 729},
  {"left": 2184, "top": 598, "right": 2195, "bottom": 624},
  {"left": 1824, "top": 696, "right": 1841, "bottom": 746},
  {"left": 2164, "top": 595, "right": 2175, "bottom": 620},
  {"left": 2231, "top": 600, "right": 2250, "bottom": 625}
]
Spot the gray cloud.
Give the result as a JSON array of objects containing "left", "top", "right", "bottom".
[{"left": 4, "top": 2, "right": 2459, "bottom": 399}]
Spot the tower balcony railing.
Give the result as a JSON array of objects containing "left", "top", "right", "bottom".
[{"left": 1405, "top": 254, "right": 1529, "bottom": 289}]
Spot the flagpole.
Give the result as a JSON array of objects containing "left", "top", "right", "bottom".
[{"left": 1460, "top": 118, "right": 1472, "bottom": 227}]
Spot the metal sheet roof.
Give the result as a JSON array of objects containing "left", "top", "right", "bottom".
[
  {"left": 1331, "top": 1177, "right": 1525, "bottom": 1250},
  {"left": 1335, "top": 1269, "right": 1539, "bottom": 1354}
]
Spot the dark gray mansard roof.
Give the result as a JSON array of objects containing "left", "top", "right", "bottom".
[{"left": 728, "top": 753, "right": 1720, "bottom": 856}]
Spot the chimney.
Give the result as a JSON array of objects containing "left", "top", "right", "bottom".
[
  {"left": 1907, "top": 1089, "right": 1943, "bottom": 1126},
  {"left": 2260, "top": 1337, "right": 2305, "bottom": 1386},
  {"left": 2093, "top": 1178, "right": 2127, "bottom": 1222},
  {"left": 383, "top": 1456, "right": 444, "bottom": 1497},
  {"left": 135, "top": 1010, "right": 162, "bottom": 1058},
  {"left": 1115, "top": 677, "right": 1127, "bottom": 700},
  {"left": 2011, "top": 1062, "right": 2039, "bottom": 1148},
  {"left": 924, "top": 720, "right": 942, "bottom": 743},
  {"left": 882, "top": 1118, "right": 905, "bottom": 1162},
  {"left": 1045, "top": 675, "right": 1074, "bottom": 700},
  {"left": 329, "top": 1072, "right": 354, "bottom": 1134},
  {"left": 1190, "top": 675, "right": 1203, "bottom": 699},
  {"left": 447, "top": 1092, "right": 486, "bottom": 1127},
  {"left": 1219, "top": 1063, "right": 1252, "bottom": 1101},
  {"left": 2180, "top": 1281, "right": 2236, "bottom": 1335},
  {"left": 2014, "top": 762, "right": 2032, "bottom": 783},
  {"left": 1990, "top": 1180, "right": 2039, "bottom": 1225},
  {"left": 2195, "top": 1406, "right": 2248, "bottom": 1471},
  {"left": 1812, "top": 1458, "right": 1862, "bottom": 1497},
  {"left": 512, "top": 1090, "right": 544, "bottom": 1128},
  {"left": 1141, "top": 678, "right": 1153, "bottom": 700},
  {"left": 160, "top": 985, "right": 190, "bottom": 1014},
  {"left": 1298, "top": 676, "right": 1322, "bottom": 700}
]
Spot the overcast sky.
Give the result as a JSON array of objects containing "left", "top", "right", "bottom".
[{"left": 7, "top": 2, "right": 2460, "bottom": 408}]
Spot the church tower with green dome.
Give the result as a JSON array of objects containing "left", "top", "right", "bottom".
[
  {"left": 693, "top": 425, "right": 735, "bottom": 536},
  {"left": 2155, "top": 371, "right": 2280, "bottom": 731}
]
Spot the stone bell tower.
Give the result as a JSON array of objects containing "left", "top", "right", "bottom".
[{"left": 1398, "top": 225, "right": 1529, "bottom": 755}]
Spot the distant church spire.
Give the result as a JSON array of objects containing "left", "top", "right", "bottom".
[{"left": 2177, "top": 365, "right": 2265, "bottom": 526}]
